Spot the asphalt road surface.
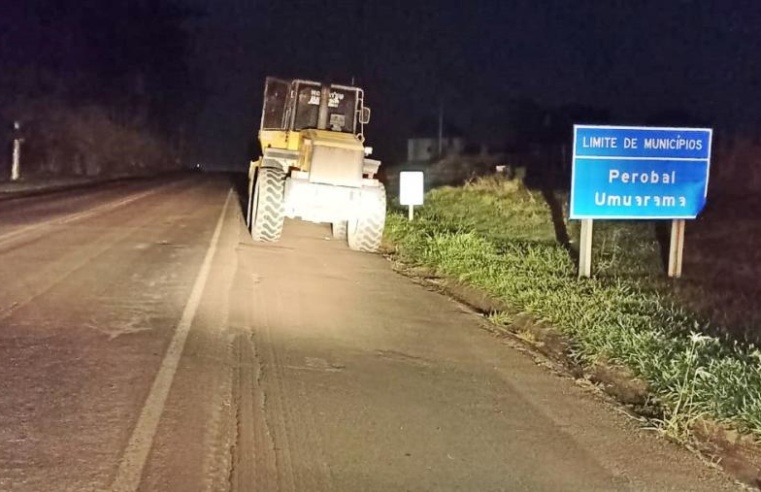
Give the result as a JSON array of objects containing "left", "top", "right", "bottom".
[{"left": 0, "top": 175, "right": 741, "bottom": 491}]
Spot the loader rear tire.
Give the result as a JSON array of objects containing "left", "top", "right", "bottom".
[
  {"left": 331, "top": 221, "right": 347, "bottom": 239},
  {"left": 348, "top": 184, "right": 386, "bottom": 253},
  {"left": 250, "top": 167, "right": 285, "bottom": 242}
]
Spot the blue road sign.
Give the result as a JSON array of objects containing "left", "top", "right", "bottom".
[{"left": 570, "top": 125, "right": 712, "bottom": 219}]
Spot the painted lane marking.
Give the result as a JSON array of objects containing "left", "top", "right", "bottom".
[{"left": 110, "top": 189, "right": 232, "bottom": 492}]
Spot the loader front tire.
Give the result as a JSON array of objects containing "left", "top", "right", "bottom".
[
  {"left": 250, "top": 167, "right": 285, "bottom": 242},
  {"left": 331, "top": 221, "right": 347, "bottom": 239},
  {"left": 348, "top": 184, "right": 386, "bottom": 253}
]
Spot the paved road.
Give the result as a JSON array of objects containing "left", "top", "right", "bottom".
[{"left": 0, "top": 175, "right": 741, "bottom": 491}]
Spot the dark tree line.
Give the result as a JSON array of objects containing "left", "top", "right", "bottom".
[{"left": 0, "top": 0, "right": 205, "bottom": 177}]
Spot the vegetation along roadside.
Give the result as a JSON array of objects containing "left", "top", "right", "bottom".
[{"left": 383, "top": 174, "right": 761, "bottom": 487}]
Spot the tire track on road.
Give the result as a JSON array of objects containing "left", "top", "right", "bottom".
[
  {"left": 225, "top": 248, "right": 287, "bottom": 492},
  {"left": 229, "top": 329, "right": 279, "bottom": 491},
  {"left": 244, "top": 254, "right": 334, "bottom": 492}
]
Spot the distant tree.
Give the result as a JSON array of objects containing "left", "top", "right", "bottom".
[
  {"left": 0, "top": 0, "right": 206, "bottom": 176},
  {"left": 0, "top": 0, "right": 203, "bottom": 137}
]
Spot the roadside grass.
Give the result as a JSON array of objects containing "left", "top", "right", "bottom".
[{"left": 384, "top": 175, "right": 761, "bottom": 441}]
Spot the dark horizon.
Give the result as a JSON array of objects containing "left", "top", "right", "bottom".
[
  {"left": 3, "top": 0, "right": 761, "bottom": 169},
  {"left": 180, "top": 0, "right": 761, "bottom": 167}
]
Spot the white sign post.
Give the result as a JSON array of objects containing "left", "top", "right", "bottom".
[
  {"left": 668, "top": 219, "right": 686, "bottom": 278},
  {"left": 578, "top": 219, "right": 594, "bottom": 279},
  {"left": 399, "top": 171, "right": 424, "bottom": 221},
  {"left": 11, "top": 121, "right": 22, "bottom": 182}
]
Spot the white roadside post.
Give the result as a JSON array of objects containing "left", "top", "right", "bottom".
[
  {"left": 668, "top": 219, "right": 686, "bottom": 278},
  {"left": 578, "top": 219, "right": 594, "bottom": 278},
  {"left": 11, "top": 121, "right": 22, "bottom": 182},
  {"left": 399, "top": 171, "right": 424, "bottom": 220}
]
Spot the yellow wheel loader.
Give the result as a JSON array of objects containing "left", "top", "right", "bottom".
[{"left": 246, "top": 77, "right": 386, "bottom": 252}]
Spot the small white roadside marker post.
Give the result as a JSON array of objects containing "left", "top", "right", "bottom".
[
  {"left": 578, "top": 219, "right": 593, "bottom": 278},
  {"left": 11, "top": 121, "right": 22, "bottom": 182},
  {"left": 399, "top": 171, "right": 424, "bottom": 221},
  {"left": 668, "top": 219, "right": 686, "bottom": 278}
]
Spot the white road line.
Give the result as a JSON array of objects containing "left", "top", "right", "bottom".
[
  {"left": 0, "top": 188, "right": 159, "bottom": 246},
  {"left": 111, "top": 189, "right": 233, "bottom": 492}
]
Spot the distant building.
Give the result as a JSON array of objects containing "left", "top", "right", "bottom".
[{"left": 407, "top": 118, "right": 465, "bottom": 162}]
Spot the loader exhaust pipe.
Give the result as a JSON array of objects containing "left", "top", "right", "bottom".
[{"left": 317, "top": 84, "right": 331, "bottom": 130}]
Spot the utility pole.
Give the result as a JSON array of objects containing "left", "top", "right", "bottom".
[{"left": 11, "top": 121, "right": 23, "bottom": 181}]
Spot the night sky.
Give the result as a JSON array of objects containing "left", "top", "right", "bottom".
[{"left": 180, "top": 0, "right": 761, "bottom": 167}]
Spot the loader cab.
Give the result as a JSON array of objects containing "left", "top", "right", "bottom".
[{"left": 260, "top": 77, "right": 370, "bottom": 139}]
